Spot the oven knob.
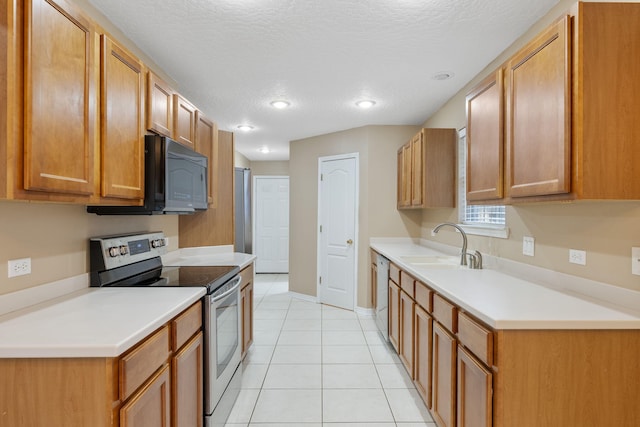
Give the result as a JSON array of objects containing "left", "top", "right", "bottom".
[
  {"left": 119, "top": 245, "right": 128, "bottom": 255},
  {"left": 152, "top": 239, "right": 164, "bottom": 248},
  {"left": 108, "top": 247, "right": 120, "bottom": 257}
]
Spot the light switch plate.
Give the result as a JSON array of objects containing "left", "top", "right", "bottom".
[
  {"left": 523, "top": 236, "right": 535, "bottom": 256},
  {"left": 569, "top": 249, "right": 586, "bottom": 266},
  {"left": 632, "top": 247, "right": 640, "bottom": 275}
]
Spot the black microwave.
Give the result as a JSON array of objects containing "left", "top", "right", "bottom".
[{"left": 87, "top": 135, "right": 208, "bottom": 215}]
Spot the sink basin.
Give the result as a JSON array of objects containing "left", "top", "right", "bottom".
[{"left": 399, "top": 255, "right": 462, "bottom": 269}]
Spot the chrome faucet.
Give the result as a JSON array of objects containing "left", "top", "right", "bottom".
[
  {"left": 432, "top": 222, "right": 482, "bottom": 269},
  {"left": 432, "top": 222, "right": 468, "bottom": 266}
]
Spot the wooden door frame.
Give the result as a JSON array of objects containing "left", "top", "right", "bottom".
[{"left": 316, "top": 153, "right": 360, "bottom": 310}]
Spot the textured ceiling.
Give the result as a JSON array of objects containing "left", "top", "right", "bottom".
[{"left": 87, "top": 0, "right": 559, "bottom": 161}]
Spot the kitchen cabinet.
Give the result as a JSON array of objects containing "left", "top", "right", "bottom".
[
  {"left": 388, "top": 277, "right": 401, "bottom": 352},
  {"left": 99, "top": 34, "right": 145, "bottom": 202},
  {"left": 147, "top": 71, "right": 175, "bottom": 137},
  {"left": 457, "top": 345, "right": 492, "bottom": 427},
  {"left": 240, "top": 262, "right": 255, "bottom": 359},
  {"left": 399, "top": 271, "right": 415, "bottom": 375},
  {"left": 179, "top": 130, "right": 235, "bottom": 247},
  {"left": 397, "top": 128, "right": 456, "bottom": 210},
  {"left": 414, "top": 303, "right": 433, "bottom": 408},
  {"left": 0, "top": 300, "right": 202, "bottom": 427},
  {"left": 173, "top": 94, "right": 198, "bottom": 148},
  {"left": 195, "top": 111, "right": 219, "bottom": 207},
  {"left": 432, "top": 320, "right": 457, "bottom": 427},
  {"left": 0, "top": 0, "right": 99, "bottom": 201},
  {"left": 465, "top": 69, "right": 504, "bottom": 202},
  {"left": 506, "top": 16, "right": 571, "bottom": 199},
  {"left": 467, "top": 3, "right": 640, "bottom": 203}
]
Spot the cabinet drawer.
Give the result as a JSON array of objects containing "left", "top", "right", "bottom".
[
  {"left": 457, "top": 311, "right": 493, "bottom": 366},
  {"left": 120, "top": 325, "right": 170, "bottom": 401},
  {"left": 433, "top": 294, "right": 457, "bottom": 333},
  {"left": 172, "top": 301, "right": 202, "bottom": 351},
  {"left": 389, "top": 263, "right": 400, "bottom": 284},
  {"left": 240, "top": 263, "right": 254, "bottom": 290},
  {"left": 414, "top": 281, "right": 432, "bottom": 312},
  {"left": 400, "top": 271, "right": 415, "bottom": 298}
]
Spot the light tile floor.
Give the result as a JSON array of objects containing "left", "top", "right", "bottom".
[{"left": 226, "top": 274, "right": 436, "bottom": 427}]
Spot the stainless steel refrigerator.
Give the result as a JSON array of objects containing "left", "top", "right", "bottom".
[{"left": 234, "top": 167, "right": 252, "bottom": 254}]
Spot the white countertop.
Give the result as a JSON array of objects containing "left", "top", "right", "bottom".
[
  {"left": 0, "top": 245, "right": 255, "bottom": 358},
  {"left": 0, "top": 287, "right": 205, "bottom": 358},
  {"left": 371, "top": 240, "right": 640, "bottom": 330}
]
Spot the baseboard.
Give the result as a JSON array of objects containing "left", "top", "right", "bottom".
[{"left": 355, "top": 306, "right": 375, "bottom": 317}]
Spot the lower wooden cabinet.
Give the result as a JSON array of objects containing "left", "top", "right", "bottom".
[
  {"left": 172, "top": 332, "right": 204, "bottom": 427},
  {"left": 120, "top": 364, "right": 171, "bottom": 427},
  {"left": 388, "top": 280, "right": 401, "bottom": 352},
  {"left": 240, "top": 263, "right": 255, "bottom": 358},
  {"left": 457, "top": 345, "right": 492, "bottom": 427},
  {"left": 399, "top": 289, "right": 414, "bottom": 375},
  {"left": 432, "top": 321, "right": 457, "bottom": 427},
  {"left": 414, "top": 304, "right": 433, "bottom": 408}
]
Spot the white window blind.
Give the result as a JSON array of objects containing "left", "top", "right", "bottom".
[{"left": 457, "top": 128, "right": 506, "bottom": 228}]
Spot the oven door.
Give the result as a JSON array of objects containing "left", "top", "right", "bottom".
[{"left": 205, "top": 275, "right": 242, "bottom": 416}]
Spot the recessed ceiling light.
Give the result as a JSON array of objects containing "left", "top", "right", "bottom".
[
  {"left": 270, "top": 100, "right": 290, "bottom": 109},
  {"left": 355, "top": 100, "right": 376, "bottom": 109},
  {"left": 258, "top": 146, "right": 270, "bottom": 154},
  {"left": 237, "top": 124, "right": 254, "bottom": 131},
  {"left": 432, "top": 71, "right": 454, "bottom": 81}
]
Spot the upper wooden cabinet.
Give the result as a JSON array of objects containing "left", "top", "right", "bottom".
[
  {"left": 467, "top": 3, "right": 640, "bottom": 204},
  {"left": 465, "top": 69, "right": 504, "bottom": 202},
  {"left": 147, "top": 71, "right": 174, "bottom": 137},
  {"left": 100, "top": 35, "right": 145, "bottom": 202},
  {"left": 506, "top": 16, "right": 572, "bottom": 199},
  {"left": 173, "top": 94, "right": 197, "bottom": 148},
  {"left": 397, "top": 128, "right": 456, "bottom": 209},
  {"left": 24, "top": 0, "right": 98, "bottom": 197},
  {"left": 195, "top": 111, "right": 218, "bottom": 206}
]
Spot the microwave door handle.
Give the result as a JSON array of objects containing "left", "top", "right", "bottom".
[{"left": 211, "top": 276, "right": 242, "bottom": 302}]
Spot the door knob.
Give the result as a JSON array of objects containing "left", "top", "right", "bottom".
[{"left": 347, "top": 239, "right": 353, "bottom": 245}]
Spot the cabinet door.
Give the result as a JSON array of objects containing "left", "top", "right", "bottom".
[
  {"left": 147, "top": 71, "right": 174, "bottom": 137},
  {"left": 100, "top": 35, "right": 145, "bottom": 201},
  {"left": 241, "top": 281, "right": 254, "bottom": 358},
  {"left": 120, "top": 364, "right": 170, "bottom": 427},
  {"left": 388, "top": 280, "right": 401, "bottom": 352},
  {"left": 457, "top": 345, "right": 492, "bottom": 427},
  {"left": 195, "top": 112, "right": 218, "bottom": 206},
  {"left": 24, "top": 0, "right": 97, "bottom": 196},
  {"left": 173, "top": 94, "right": 197, "bottom": 148},
  {"left": 465, "top": 69, "right": 504, "bottom": 202},
  {"left": 432, "top": 321, "right": 457, "bottom": 427},
  {"left": 399, "top": 290, "right": 414, "bottom": 376},
  {"left": 411, "top": 132, "right": 423, "bottom": 206},
  {"left": 172, "top": 332, "right": 203, "bottom": 427},
  {"left": 397, "top": 145, "right": 411, "bottom": 209},
  {"left": 506, "top": 16, "right": 571, "bottom": 198},
  {"left": 414, "top": 304, "right": 433, "bottom": 408}
]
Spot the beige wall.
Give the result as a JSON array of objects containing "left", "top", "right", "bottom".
[
  {"left": 234, "top": 152, "right": 251, "bottom": 169},
  {"left": 250, "top": 161, "right": 290, "bottom": 176},
  {"left": 289, "top": 125, "right": 420, "bottom": 307},
  {"left": 0, "top": 200, "right": 178, "bottom": 295},
  {"left": 421, "top": 0, "right": 640, "bottom": 292}
]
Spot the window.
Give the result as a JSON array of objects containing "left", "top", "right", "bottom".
[{"left": 457, "top": 128, "right": 509, "bottom": 238}]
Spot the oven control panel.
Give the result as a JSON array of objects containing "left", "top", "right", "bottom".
[{"left": 90, "top": 231, "right": 167, "bottom": 271}]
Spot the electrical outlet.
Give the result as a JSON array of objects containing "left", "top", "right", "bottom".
[
  {"left": 523, "top": 236, "right": 535, "bottom": 256},
  {"left": 632, "top": 247, "right": 640, "bottom": 276},
  {"left": 8, "top": 258, "right": 31, "bottom": 278},
  {"left": 569, "top": 249, "right": 586, "bottom": 266}
]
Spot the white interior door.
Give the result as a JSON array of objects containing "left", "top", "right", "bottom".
[
  {"left": 254, "top": 176, "right": 289, "bottom": 273},
  {"left": 318, "top": 154, "right": 358, "bottom": 310}
]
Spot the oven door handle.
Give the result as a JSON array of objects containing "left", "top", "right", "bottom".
[{"left": 211, "top": 276, "right": 242, "bottom": 302}]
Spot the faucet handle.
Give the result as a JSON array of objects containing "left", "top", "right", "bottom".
[{"left": 466, "top": 251, "right": 483, "bottom": 269}]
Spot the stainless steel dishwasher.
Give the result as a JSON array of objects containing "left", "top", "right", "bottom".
[{"left": 374, "top": 253, "right": 390, "bottom": 341}]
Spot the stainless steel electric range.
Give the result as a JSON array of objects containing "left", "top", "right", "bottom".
[{"left": 89, "top": 231, "right": 242, "bottom": 427}]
